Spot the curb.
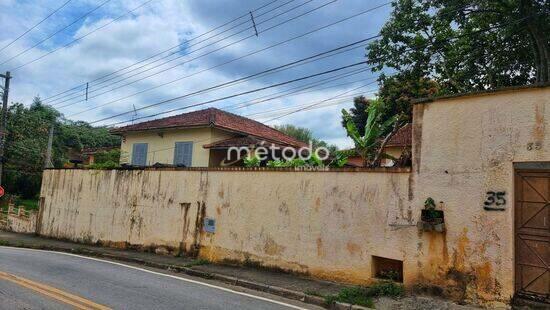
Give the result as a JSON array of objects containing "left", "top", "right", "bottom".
[{"left": 0, "top": 241, "right": 331, "bottom": 308}]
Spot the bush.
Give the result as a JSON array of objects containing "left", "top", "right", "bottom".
[
  {"left": 325, "top": 287, "right": 374, "bottom": 308},
  {"left": 93, "top": 149, "right": 120, "bottom": 164},
  {"left": 366, "top": 281, "right": 405, "bottom": 297},
  {"left": 88, "top": 160, "right": 119, "bottom": 170},
  {"left": 243, "top": 155, "right": 261, "bottom": 167},
  {"left": 325, "top": 281, "right": 404, "bottom": 307}
]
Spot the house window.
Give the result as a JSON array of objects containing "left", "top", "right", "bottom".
[
  {"left": 174, "top": 142, "right": 193, "bottom": 167},
  {"left": 131, "top": 143, "right": 148, "bottom": 166}
]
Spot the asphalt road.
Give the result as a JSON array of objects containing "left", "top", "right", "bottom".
[{"left": 0, "top": 246, "right": 316, "bottom": 310}]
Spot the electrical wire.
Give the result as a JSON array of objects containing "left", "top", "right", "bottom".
[
  {"left": 67, "top": 34, "right": 378, "bottom": 116},
  {"left": 41, "top": 0, "right": 284, "bottom": 102},
  {"left": 0, "top": 0, "right": 74, "bottom": 53},
  {"left": 9, "top": 0, "right": 157, "bottom": 71},
  {"left": 60, "top": 2, "right": 389, "bottom": 113},
  {"left": 53, "top": 0, "right": 342, "bottom": 108},
  {"left": 100, "top": 14, "right": 532, "bottom": 128},
  {"left": 97, "top": 61, "right": 368, "bottom": 126},
  {"left": 0, "top": 0, "right": 114, "bottom": 66},
  {"left": 44, "top": 0, "right": 296, "bottom": 105}
]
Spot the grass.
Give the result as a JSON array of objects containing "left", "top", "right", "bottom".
[
  {"left": 184, "top": 258, "right": 210, "bottom": 267},
  {"left": 324, "top": 281, "right": 405, "bottom": 308},
  {"left": 16, "top": 199, "right": 39, "bottom": 211}
]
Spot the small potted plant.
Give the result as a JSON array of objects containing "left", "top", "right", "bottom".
[{"left": 419, "top": 197, "right": 445, "bottom": 232}]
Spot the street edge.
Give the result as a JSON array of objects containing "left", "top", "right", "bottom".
[{"left": 0, "top": 240, "right": 366, "bottom": 309}]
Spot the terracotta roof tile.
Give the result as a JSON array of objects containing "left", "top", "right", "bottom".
[
  {"left": 386, "top": 123, "right": 412, "bottom": 147},
  {"left": 110, "top": 108, "right": 307, "bottom": 148}
]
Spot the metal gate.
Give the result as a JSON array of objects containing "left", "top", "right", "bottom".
[{"left": 515, "top": 169, "right": 550, "bottom": 302}]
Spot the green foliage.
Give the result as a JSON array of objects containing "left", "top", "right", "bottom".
[
  {"left": 266, "top": 156, "right": 324, "bottom": 168},
  {"left": 266, "top": 160, "right": 286, "bottom": 168},
  {"left": 340, "top": 96, "right": 371, "bottom": 136},
  {"left": 93, "top": 149, "right": 121, "bottom": 165},
  {"left": 342, "top": 98, "right": 397, "bottom": 167},
  {"left": 325, "top": 287, "right": 374, "bottom": 308},
  {"left": 88, "top": 161, "right": 119, "bottom": 170},
  {"left": 274, "top": 124, "right": 338, "bottom": 154},
  {"left": 14, "top": 198, "right": 39, "bottom": 211},
  {"left": 366, "top": 281, "right": 405, "bottom": 298},
  {"left": 378, "top": 73, "right": 440, "bottom": 121},
  {"left": 328, "top": 151, "right": 349, "bottom": 168},
  {"left": 2, "top": 97, "right": 121, "bottom": 198},
  {"left": 325, "top": 281, "right": 404, "bottom": 307},
  {"left": 424, "top": 197, "right": 436, "bottom": 210},
  {"left": 367, "top": 0, "right": 548, "bottom": 94},
  {"left": 243, "top": 155, "right": 261, "bottom": 167}
]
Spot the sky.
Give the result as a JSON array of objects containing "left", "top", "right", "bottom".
[{"left": 0, "top": 0, "right": 393, "bottom": 148}]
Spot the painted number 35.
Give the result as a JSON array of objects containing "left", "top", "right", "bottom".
[{"left": 484, "top": 191, "right": 506, "bottom": 210}]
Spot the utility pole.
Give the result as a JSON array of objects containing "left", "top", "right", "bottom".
[
  {"left": 0, "top": 71, "right": 11, "bottom": 186},
  {"left": 44, "top": 124, "right": 54, "bottom": 169}
]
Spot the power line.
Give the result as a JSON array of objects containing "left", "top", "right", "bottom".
[
  {"left": 49, "top": 0, "right": 306, "bottom": 106},
  {"left": 246, "top": 90, "right": 376, "bottom": 118},
  {"left": 56, "top": 0, "right": 303, "bottom": 101},
  {"left": 0, "top": 0, "right": 74, "bottom": 53},
  {"left": 53, "top": 0, "right": 340, "bottom": 108},
  {"left": 225, "top": 68, "right": 375, "bottom": 112},
  {"left": 61, "top": 2, "right": 389, "bottom": 113},
  {"left": 0, "top": 0, "right": 114, "bottom": 67},
  {"left": 263, "top": 81, "right": 374, "bottom": 122},
  {"left": 41, "top": 0, "right": 289, "bottom": 103},
  {"left": 43, "top": 2, "right": 478, "bottom": 105},
  {"left": 68, "top": 34, "right": 377, "bottom": 117},
  {"left": 98, "top": 15, "right": 530, "bottom": 128},
  {"left": 97, "top": 61, "right": 369, "bottom": 126},
  {"left": 9, "top": 0, "right": 157, "bottom": 72}
]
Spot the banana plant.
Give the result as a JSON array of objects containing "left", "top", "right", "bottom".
[{"left": 342, "top": 98, "right": 398, "bottom": 167}]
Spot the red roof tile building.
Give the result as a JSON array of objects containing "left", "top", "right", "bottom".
[{"left": 110, "top": 108, "right": 307, "bottom": 167}]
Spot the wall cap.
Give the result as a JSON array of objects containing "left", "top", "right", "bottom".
[
  {"left": 44, "top": 166, "right": 411, "bottom": 173},
  {"left": 413, "top": 82, "right": 550, "bottom": 105}
]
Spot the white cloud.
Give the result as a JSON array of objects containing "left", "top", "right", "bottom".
[{"left": 0, "top": 0, "right": 391, "bottom": 148}]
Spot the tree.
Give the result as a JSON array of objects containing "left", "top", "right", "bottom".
[
  {"left": 2, "top": 97, "right": 121, "bottom": 199},
  {"left": 377, "top": 73, "right": 440, "bottom": 122},
  {"left": 342, "top": 98, "right": 404, "bottom": 167},
  {"left": 274, "top": 124, "right": 338, "bottom": 154},
  {"left": 340, "top": 96, "right": 370, "bottom": 136},
  {"left": 367, "top": 0, "right": 548, "bottom": 94}
]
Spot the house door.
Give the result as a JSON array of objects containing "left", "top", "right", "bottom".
[{"left": 515, "top": 168, "right": 550, "bottom": 302}]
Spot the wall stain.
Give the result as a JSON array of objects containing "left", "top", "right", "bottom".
[
  {"left": 346, "top": 242, "right": 361, "bottom": 257},
  {"left": 316, "top": 238, "right": 325, "bottom": 258}
]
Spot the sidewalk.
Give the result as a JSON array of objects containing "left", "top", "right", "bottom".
[
  {"left": 0, "top": 231, "right": 347, "bottom": 308},
  {"left": 0, "top": 231, "right": 486, "bottom": 310}
]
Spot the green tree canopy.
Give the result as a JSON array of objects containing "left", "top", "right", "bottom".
[
  {"left": 2, "top": 97, "right": 120, "bottom": 199},
  {"left": 367, "top": 0, "right": 548, "bottom": 94},
  {"left": 274, "top": 124, "right": 338, "bottom": 154}
]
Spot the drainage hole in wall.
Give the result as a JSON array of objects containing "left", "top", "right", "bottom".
[{"left": 372, "top": 256, "right": 403, "bottom": 283}]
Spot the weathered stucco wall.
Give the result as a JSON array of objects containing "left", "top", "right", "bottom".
[
  {"left": 1, "top": 211, "right": 38, "bottom": 234},
  {"left": 410, "top": 86, "right": 549, "bottom": 303},
  {"left": 39, "top": 169, "right": 414, "bottom": 283},
  {"left": 37, "top": 86, "right": 549, "bottom": 305}
]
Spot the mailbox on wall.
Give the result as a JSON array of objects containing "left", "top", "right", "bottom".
[{"left": 203, "top": 218, "right": 216, "bottom": 233}]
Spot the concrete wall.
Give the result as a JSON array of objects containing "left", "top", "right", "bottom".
[
  {"left": 410, "top": 86, "right": 549, "bottom": 303},
  {"left": 37, "top": 85, "right": 549, "bottom": 305},
  {"left": 1, "top": 210, "right": 38, "bottom": 234},
  {"left": 38, "top": 168, "right": 413, "bottom": 282},
  {"left": 119, "top": 128, "right": 235, "bottom": 167}
]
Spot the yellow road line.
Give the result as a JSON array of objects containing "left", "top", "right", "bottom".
[{"left": 0, "top": 270, "right": 111, "bottom": 310}]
